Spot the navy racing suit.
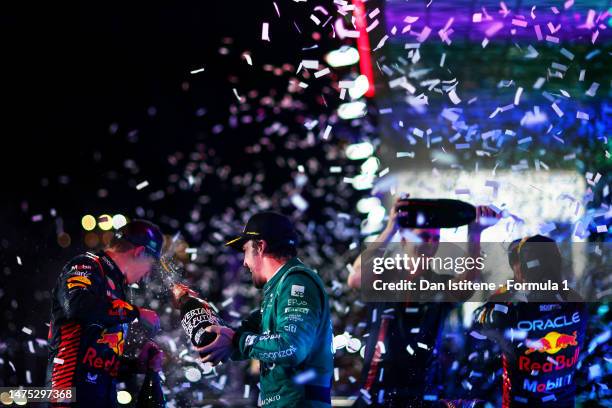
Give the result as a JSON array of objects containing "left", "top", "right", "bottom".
[
  {"left": 472, "top": 289, "right": 587, "bottom": 407},
  {"left": 45, "top": 251, "right": 141, "bottom": 407}
]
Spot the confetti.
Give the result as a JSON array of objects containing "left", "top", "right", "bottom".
[
  {"left": 534, "top": 25, "right": 543, "bottom": 40},
  {"left": 261, "top": 22, "right": 270, "bottom": 41},
  {"left": 314, "top": 68, "right": 331, "bottom": 78},
  {"left": 576, "top": 111, "right": 589, "bottom": 120},
  {"left": 560, "top": 48, "right": 574, "bottom": 60},
  {"left": 396, "top": 152, "right": 415, "bottom": 158},
  {"left": 448, "top": 89, "right": 462, "bottom": 105},
  {"left": 513, "top": 87, "right": 523, "bottom": 105},
  {"left": 301, "top": 60, "right": 319, "bottom": 70},
  {"left": 494, "top": 304, "right": 509, "bottom": 314},
  {"left": 470, "top": 331, "right": 487, "bottom": 340},
  {"left": 551, "top": 103, "right": 564, "bottom": 117},
  {"left": 511, "top": 19, "right": 527, "bottom": 28},
  {"left": 533, "top": 77, "right": 546, "bottom": 89},
  {"left": 585, "top": 82, "right": 599, "bottom": 97},
  {"left": 416, "top": 26, "right": 432, "bottom": 42}
]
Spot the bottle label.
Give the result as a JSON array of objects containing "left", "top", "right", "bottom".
[{"left": 181, "top": 307, "right": 220, "bottom": 339}]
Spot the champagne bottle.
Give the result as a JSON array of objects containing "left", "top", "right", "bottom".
[
  {"left": 174, "top": 287, "right": 226, "bottom": 350},
  {"left": 396, "top": 198, "right": 476, "bottom": 228},
  {"left": 136, "top": 370, "right": 165, "bottom": 408},
  {"left": 161, "top": 256, "right": 226, "bottom": 350},
  {"left": 136, "top": 348, "right": 166, "bottom": 408}
]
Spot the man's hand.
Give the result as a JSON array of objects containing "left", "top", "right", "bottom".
[
  {"left": 195, "top": 325, "right": 236, "bottom": 366},
  {"left": 468, "top": 205, "right": 501, "bottom": 235},
  {"left": 137, "top": 341, "right": 164, "bottom": 373},
  {"left": 138, "top": 308, "right": 160, "bottom": 333},
  {"left": 383, "top": 195, "right": 411, "bottom": 235}
]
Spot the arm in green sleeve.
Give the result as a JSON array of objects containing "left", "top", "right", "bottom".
[{"left": 231, "top": 309, "right": 261, "bottom": 361}]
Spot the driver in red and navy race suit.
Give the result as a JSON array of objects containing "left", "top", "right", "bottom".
[
  {"left": 45, "top": 220, "right": 164, "bottom": 408},
  {"left": 471, "top": 235, "right": 587, "bottom": 408}
]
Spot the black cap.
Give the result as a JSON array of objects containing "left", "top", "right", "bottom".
[
  {"left": 114, "top": 219, "right": 164, "bottom": 259},
  {"left": 225, "top": 212, "right": 298, "bottom": 251},
  {"left": 517, "top": 234, "right": 562, "bottom": 276}
]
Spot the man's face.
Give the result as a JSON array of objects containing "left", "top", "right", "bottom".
[
  {"left": 124, "top": 247, "right": 155, "bottom": 284},
  {"left": 402, "top": 228, "right": 441, "bottom": 257},
  {"left": 243, "top": 240, "right": 266, "bottom": 288}
]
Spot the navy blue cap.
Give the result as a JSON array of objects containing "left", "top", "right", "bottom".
[
  {"left": 225, "top": 212, "right": 298, "bottom": 251},
  {"left": 114, "top": 219, "right": 164, "bottom": 259}
]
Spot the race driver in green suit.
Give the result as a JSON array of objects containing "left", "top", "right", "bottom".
[{"left": 194, "top": 211, "right": 334, "bottom": 407}]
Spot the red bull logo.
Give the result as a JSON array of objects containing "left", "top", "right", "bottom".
[
  {"left": 96, "top": 330, "right": 124, "bottom": 355},
  {"left": 108, "top": 299, "right": 135, "bottom": 317},
  {"left": 519, "top": 347, "right": 580, "bottom": 373},
  {"left": 82, "top": 347, "right": 120, "bottom": 377},
  {"left": 111, "top": 299, "right": 134, "bottom": 311},
  {"left": 525, "top": 331, "right": 577, "bottom": 355}
]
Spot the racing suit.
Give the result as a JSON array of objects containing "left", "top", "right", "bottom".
[
  {"left": 45, "top": 251, "right": 141, "bottom": 408},
  {"left": 356, "top": 269, "right": 455, "bottom": 407},
  {"left": 472, "top": 289, "right": 587, "bottom": 407},
  {"left": 231, "top": 257, "right": 334, "bottom": 407}
]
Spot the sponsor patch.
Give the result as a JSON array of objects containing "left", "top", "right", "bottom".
[
  {"left": 245, "top": 335, "right": 258, "bottom": 347},
  {"left": 67, "top": 276, "right": 92, "bottom": 286},
  {"left": 287, "top": 299, "right": 308, "bottom": 306},
  {"left": 525, "top": 331, "right": 578, "bottom": 355},
  {"left": 97, "top": 329, "right": 125, "bottom": 355},
  {"left": 86, "top": 372, "right": 98, "bottom": 384},
  {"left": 285, "top": 307, "right": 309, "bottom": 314},
  {"left": 291, "top": 284, "right": 305, "bottom": 297}
]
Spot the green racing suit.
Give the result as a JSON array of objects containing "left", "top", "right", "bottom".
[{"left": 231, "top": 257, "right": 333, "bottom": 407}]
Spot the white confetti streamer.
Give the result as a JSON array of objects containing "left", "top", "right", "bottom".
[
  {"left": 514, "top": 87, "right": 523, "bottom": 105},
  {"left": 261, "top": 22, "right": 270, "bottom": 41}
]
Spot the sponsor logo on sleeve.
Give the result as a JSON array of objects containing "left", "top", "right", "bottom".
[
  {"left": 66, "top": 276, "right": 92, "bottom": 289},
  {"left": 245, "top": 335, "right": 258, "bottom": 347},
  {"left": 71, "top": 264, "right": 92, "bottom": 271},
  {"left": 283, "top": 324, "right": 297, "bottom": 333},
  {"left": 260, "top": 394, "right": 281, "bottom": 406},
  {"left": 284, "top": 307, "right": 309, "bottom": 314},
  {"left": 291, "top": 284, "right": 305, "bottom": 297},
  {"left": 108, "top": 299, "right": 135, "bottom": 317},
  {"left": 287, "top": 299, "right": 308, "bottom": 306}
]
